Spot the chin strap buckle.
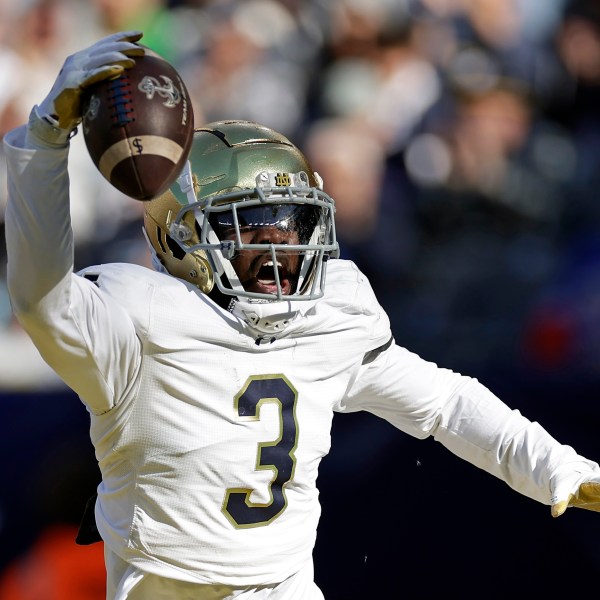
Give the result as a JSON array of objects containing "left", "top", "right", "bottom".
[{"left": 169, "top": 221, "right": 193, "bottom": 242}]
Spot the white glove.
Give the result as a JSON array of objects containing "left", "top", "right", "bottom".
[
  {"left": 31, "top": 30, "right": 145, "bottom": 145},
  {"left": 551, "top": 472, "right": 600, "bottom": 518}
]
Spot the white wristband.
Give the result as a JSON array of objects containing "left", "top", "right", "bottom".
[{"left": 27, "top": 105, "right": 77, "bottom": 148}]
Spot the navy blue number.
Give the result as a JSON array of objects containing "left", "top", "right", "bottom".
[{"left": 222, "top": 375, "right": 298, "bottom": 528}]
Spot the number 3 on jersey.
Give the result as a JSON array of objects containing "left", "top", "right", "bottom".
[{"left": 222, "top": 375, "right": 299, "bottom": 528}]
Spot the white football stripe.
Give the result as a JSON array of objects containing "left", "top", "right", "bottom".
[{"left": 99, "top": 136, "right": 184, "bottom": 179}]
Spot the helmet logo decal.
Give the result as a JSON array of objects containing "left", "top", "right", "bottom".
[
  {"left": 138, "top": 75, "right": 181, "bottom": 108},
  {"left": 275, "top": 173, "right": 292, "bottom": 187},
  {"left": 256, "top": 171, "right": 310, "bottom": 189}
]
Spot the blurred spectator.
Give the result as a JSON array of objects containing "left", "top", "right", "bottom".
[
  {"left": 0, "top": 0, "right": 74, "bottom": 135},
  {"left": 316, "top": 0, "right": 441, "bottom": 153},
  {"left": 393, "top": 47, "right": 575, "bottom": 373},
  {"left": 90, "top": 0, "right": 181, "bottom": 64},
  {"left": 304, "top": 117, "right": 386, "bottom": 245},
  {"left": 409, "top": 68, "right": 567, "bottom": 224},
  {"left": 303, "top": 116, "right": 417, "bottom": 294},
  {"left": 177, "top": 0, "right": 325, "bottom": 137}
]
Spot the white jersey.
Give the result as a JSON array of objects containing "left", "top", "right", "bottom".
[{"left": 4, "top": 124, "right": 600, "bottom": 593}]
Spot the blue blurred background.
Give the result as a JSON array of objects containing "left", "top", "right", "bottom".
[{"left": 1, "top": 0, "right": 600, "bottom": 597}]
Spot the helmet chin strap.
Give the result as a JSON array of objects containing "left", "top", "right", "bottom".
[
  {"left": 141, "top": 226, "right": 169, "bottom": 275},
  {"left": 231, "top": 298, "right": 301, "bottom": 339}
]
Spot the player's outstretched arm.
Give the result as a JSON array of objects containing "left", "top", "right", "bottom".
[
  {"left": 341, "top": 340, "right": 600, "bottom": 518},
  {"left": 31, "top": 30, "right": 145, "bottom": 146}
]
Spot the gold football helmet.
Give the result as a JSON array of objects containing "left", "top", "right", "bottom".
[{"left": 143, "top": 120, "right": 339, "bottom": 301}]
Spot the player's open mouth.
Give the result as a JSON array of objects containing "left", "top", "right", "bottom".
[
  {"left": 244, "top": 256, "right": 295, "bottom": 295},
  {"left": 256, "top": 260, "right": 292, "bottom": 294}
]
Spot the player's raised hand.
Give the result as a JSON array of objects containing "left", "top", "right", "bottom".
[
  {"left": 551, "top": 476, "right": 600, "bottom": 517},
  {"left": 35, "top": 31, "right": 145, "bottom": 134}
]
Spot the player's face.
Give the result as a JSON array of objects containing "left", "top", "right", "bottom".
[
  {"left": 228, "top": 226, "right": 301, "bottom": 296},
  {"left": 212, "top": 203, "right": 317, "bottom": 297}
]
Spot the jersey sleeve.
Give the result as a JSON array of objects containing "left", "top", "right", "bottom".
[
  {"left": 339, "top": 338, "right": 600, "bottom": 506},
  {"left": 3, "top": 125, "right": 142, "bottom": 414}
]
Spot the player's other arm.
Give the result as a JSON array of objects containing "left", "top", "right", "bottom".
[{"left": 341, "top": 342, "right": 600, "bottom": 518}]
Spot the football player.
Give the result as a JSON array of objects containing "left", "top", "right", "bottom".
[{"left": 4, "top": 31, "right": 600, "bottom": 600}]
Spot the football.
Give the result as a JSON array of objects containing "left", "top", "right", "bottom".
[{"left": 81, "top": 47, "right": 194, "bottom": 201}]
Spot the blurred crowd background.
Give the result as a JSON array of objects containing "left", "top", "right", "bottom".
[{"left": 1, "top": 0, "right": 600, "bottom": 598}]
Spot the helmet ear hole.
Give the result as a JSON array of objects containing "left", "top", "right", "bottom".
[
  {"left": 155, "top": 226, "right": 167, "bottom": 254},
  {"left": 166, "top": 234, "right": 186, "bottom": 260}
]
